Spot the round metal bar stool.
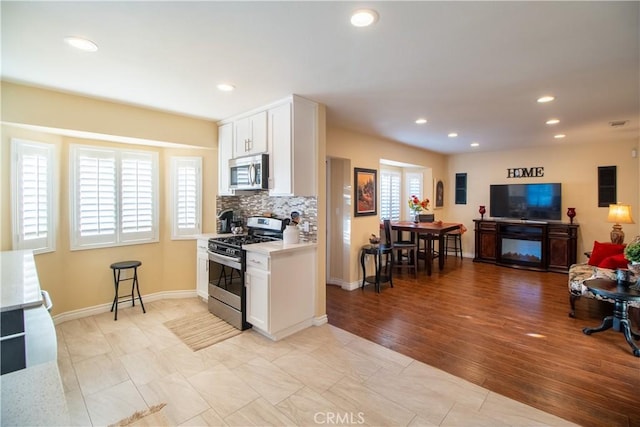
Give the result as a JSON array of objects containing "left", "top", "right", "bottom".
[{"left": 110, "top": 260, "right": 146, "bottom": 321}]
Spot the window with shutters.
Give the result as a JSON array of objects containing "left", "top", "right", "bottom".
[
  {"left": 405, "top": 172, "right": 423, "bottom": 220},
  {"left": 70, "top": 145, "right": 158, "bottom": 250},
  {"left": 11, "top": 139, "right": 56, "bottom": 254},
  {"left": 171, "top": 157, "right": 202, "bottom": 239},
  {"left": 380, "top": 170, "right": 401, "bottom": 220}
]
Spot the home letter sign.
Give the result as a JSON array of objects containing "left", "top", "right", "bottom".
[{"left": 506, "top": 167, "right": 544, "bottom": 178}]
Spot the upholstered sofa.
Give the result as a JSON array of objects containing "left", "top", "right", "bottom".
[{"left": 568, "top": 238, "right": 640, "bottom": 319}]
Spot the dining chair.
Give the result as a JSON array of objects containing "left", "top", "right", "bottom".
[
  {"left": 383, "top": 219, "right": 418, "bottom": 276},
  {"left": 444, "top": 228, "right": 463, "bottom": 259},
  {"left": 417, "top": 215, "right": 439, "bottom": 269}
]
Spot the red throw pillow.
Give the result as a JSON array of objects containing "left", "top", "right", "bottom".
[
  {"left": 588, "top": 241, "right": 626, "bottom": 266},
  {"left": 598, "top": 253, "right": 629, "bottom": 270}
]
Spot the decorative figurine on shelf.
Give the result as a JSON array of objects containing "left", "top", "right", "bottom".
[
  {"left": 408, "top": 195, "right": 430, "bottom": 223},
  {"left": 479, "top": 205, "right": 486, "bottom": 220},
  {"left": 566, "top": 207, "right": 576, "bottom": 224}
]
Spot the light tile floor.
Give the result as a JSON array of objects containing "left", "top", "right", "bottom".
[{"left": 57, "top": 298, "right": 577, "bottom": 426}]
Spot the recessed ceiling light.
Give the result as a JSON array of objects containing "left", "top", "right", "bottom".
[
  {"left": 415, "top": 118, "right": 427, "bottom": 124},
  {"left": 537, "top": 95, "right": 555, "bottom": 103},
  {"left": 546, "top": 119, "right": 560, "bottom": 125},
  {"left": 554, "top": 134, "right": 566, "bottom": 139},
  {"left": 448, "top": 132, "right": 458, "bottom": 138},
  {"left": 351, "top": 9, "right": 379, "bottom": 27},
  {"left": 216, "top": 83, "right": 235, "bottom": 92},
  {"left": 64, "top": 36, "right": 98, "bottom": 52},
  {"left": 470, "top": 142, "right": 480, "bottom": 147}
]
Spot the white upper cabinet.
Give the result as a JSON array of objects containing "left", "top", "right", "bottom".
[
  {"left": 217, "top": 122, "right": 234, "bottom": 196},
  {"left": 218, "top": 95, "right": 320, "bottom": 197},
  {"left": 233, "top": 111, "right": 267, "bottom": 157},
  {"left": 268, "top": 96, "right": 318, "bottom": 196}
]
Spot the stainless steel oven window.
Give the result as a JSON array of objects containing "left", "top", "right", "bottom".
[{"left": 208, "top": 260, "right": 243, "bottom": 297}]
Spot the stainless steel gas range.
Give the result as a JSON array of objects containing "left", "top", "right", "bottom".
[{"left": 207, "top": 216, "right": 286, "bottom": 330}]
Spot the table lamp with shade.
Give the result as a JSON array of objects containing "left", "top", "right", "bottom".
[{"left": 607, "top": 204, "right": 635, "bottom": 244}]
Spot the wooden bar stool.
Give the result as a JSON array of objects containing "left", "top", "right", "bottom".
[{"left": 110, "top": 260, "right": 146, "bottom": 321}]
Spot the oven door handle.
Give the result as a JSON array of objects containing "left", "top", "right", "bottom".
[{"left": 208, "top": 250, "right": 242, "bottom": 270}]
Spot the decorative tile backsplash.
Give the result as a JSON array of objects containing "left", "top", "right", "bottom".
[{"left": 216, "top": 192, "right": 317, "bottom": 242}]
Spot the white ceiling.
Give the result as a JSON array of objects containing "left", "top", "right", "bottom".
[{"left": 2, "top": 1, "right": 639, "bottom": 154}]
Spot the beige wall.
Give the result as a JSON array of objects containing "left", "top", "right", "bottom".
[
  {"left": 326, "top": 127, "right": 448, "bottom": 285},
  {"left": 2, "top": 81, "right": 216, "bottom": 148},
  {"left": 446, "top": 142, "right": 639, "bottom": 261},
  {"left": 326, "top": 126, "right": 639, "bottom": 286},
  {"left": 1, "top": 83, "right": 217, "bottom": 316}
]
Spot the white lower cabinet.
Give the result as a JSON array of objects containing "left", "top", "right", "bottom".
[
  {"left": 245, "top": 246, "right": 316, "bottom": 340},
  {"left": 196, "top": 238, "right": 209, "bottom": 301},
  {"left": 245, "top": 266, "right": 269, "bottom": 331}
]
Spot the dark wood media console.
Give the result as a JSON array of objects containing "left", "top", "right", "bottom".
[{"left": 473, "top": 219, "right": 578, "bottom": 273}]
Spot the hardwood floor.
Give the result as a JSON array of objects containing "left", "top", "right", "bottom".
[{"left": 326, "top": 258, "right": 640, "bottom": 427}]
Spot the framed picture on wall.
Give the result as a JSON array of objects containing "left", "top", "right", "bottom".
[
  {"left": 354, "top": 167, "right": 377, "bottom": 216},
  {"left": 434, "top": 178, "right": 444, "bottom": 209}
]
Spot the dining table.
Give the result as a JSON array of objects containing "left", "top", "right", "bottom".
[{"left": 383, "top": 221, "right": 463, "bottom": 276}]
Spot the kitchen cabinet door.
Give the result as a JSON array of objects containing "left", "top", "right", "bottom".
[
  {"left": 217, "top": 123, "right": 234, "bottom": 196},
  {"left": 245, "top": 267, "right": 269, "bottom": 332},
  {"left": 268, "top": 97, "right": 318, "bottom": 196},
  {"left": 196, "top": 239, "right": 209, "bottom": 301},
  {"left": 234, "top": 111, "right": 267, "bottom": 157}
]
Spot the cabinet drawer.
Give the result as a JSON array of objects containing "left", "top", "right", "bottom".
[
  {"left": 246, "top": 252, "right": 269, "bottom": 271},
  {"left": 478, "top": 222, "right": 497, "bottom": 231},
  {"left": 197, "top": 240, "right": 208, "bottom": 253}
]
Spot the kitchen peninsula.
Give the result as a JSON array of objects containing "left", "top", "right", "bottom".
[
  {"left": 245, "top": 241, "right": 317, "bottom": 341},
  {"left": 0, "top": 250, "right": 69, "bottom": 426}
]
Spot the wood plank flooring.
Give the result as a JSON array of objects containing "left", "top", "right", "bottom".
[{"left": 326, "top": 258, "right": 640, "bottom": 427}]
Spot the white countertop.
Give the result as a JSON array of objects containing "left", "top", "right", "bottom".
[
  {"left": 243, "top": 240, "right": 317, "bottom": 255},
  {"left": 1, "top": 250, "right": 43, "bottom": 312},
  {"left": 1, "top": 360, "right": 70, "bottom": 426}
]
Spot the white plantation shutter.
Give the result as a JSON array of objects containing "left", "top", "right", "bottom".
[
  {"left": 406, "top": 172, "right": 423, "bottom": 220},
  {"left": 380, "top": 170, "right": 401, "bottom": 221},
  {"left": 11, "top": 139, "right": 56, "bottom": 253},
  {"left": 77, "top": 150, "right": 116, "bottom": 240},
  {"left": 406, "top": 172, "right": 423, "bottom": 199},
  {"left": 121, "top": 152, "right": 155, "bottom": 241},
  {"left": 171, "top": 157, "right": 202, "bottom": 238},
  {"left": 70, "top": 145, "right": 158, "bottom": 250}
]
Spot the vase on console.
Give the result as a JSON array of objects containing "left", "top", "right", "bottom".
[
  {"left": 567, "top": 207, "right": 576, "bottom": 224},
  {"left": 479, "top": 205, "right": 486, "bottom": 220}
]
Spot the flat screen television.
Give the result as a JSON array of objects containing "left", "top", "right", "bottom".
[{"left": 490, "top": 183, "right": 562, "bottom": 221}]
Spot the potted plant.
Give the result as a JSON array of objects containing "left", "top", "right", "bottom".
[{"left": 624, "top": 236, "right": 640, "bottom": 275}]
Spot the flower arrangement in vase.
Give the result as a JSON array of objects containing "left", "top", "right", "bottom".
[{"left": 408, "top": 195, "right": 430, "bottom": 223}]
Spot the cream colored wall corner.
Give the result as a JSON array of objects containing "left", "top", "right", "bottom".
[
  {"left": 315, "top": 104, "right": 328, "bottom": 318},
  {"left": 1, "top": 83, "right": 218, "bottom": 316},
  {"left": 326, "top": 127, "right": 448, "bottom": 285}
]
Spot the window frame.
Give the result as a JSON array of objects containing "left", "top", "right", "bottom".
[
  {"left": 170, "top": 156, "right": 202, "bottom": 239},
  {"left": 69, "top": 144, "right": 159, "bottom": 251},
  {"left": 11, "top": 138, "right": 57, "bottom": 254}
]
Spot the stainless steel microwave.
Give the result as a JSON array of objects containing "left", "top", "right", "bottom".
[{"left": 229, "top": 153, "right": 269, "bottom": 190}]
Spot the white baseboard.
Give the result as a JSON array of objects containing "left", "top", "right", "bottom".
[
  {"left": 52, "top": 290, "right": 197, "bottom": 325},
  {"left": 327, "top": 277, "right": 361, "bottom": 291},
  {"left": 313, "top": 314, "right": 328, "bottom": 326}
]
